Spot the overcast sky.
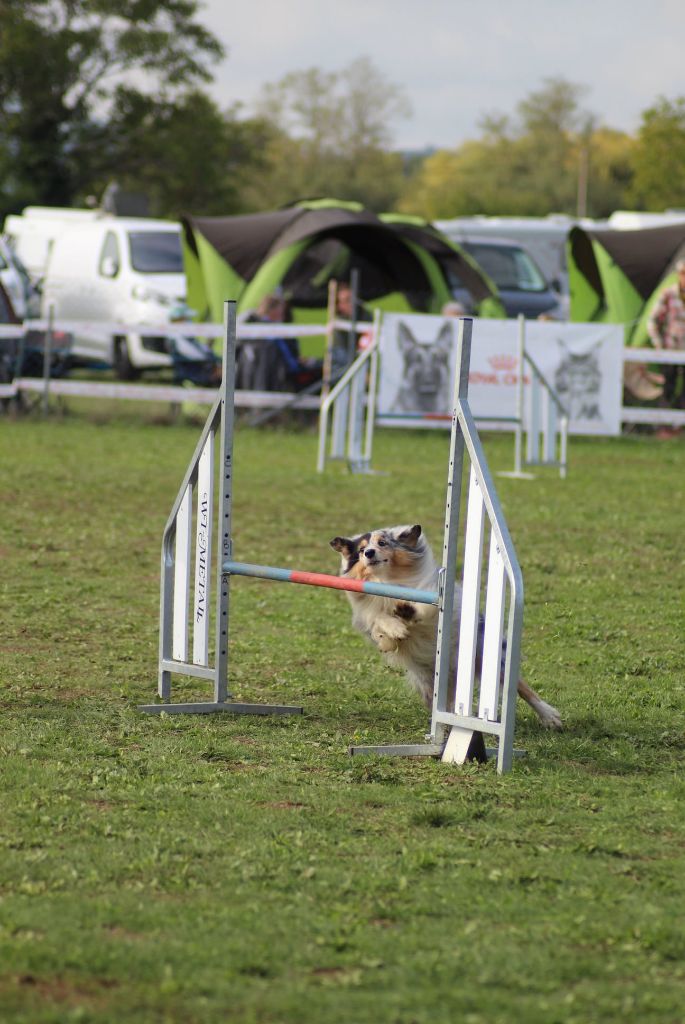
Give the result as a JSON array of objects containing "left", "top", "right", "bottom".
[{"left": 200, "top": 0, "right": 684, "bottom": 150}]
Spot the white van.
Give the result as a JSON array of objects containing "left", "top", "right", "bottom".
[{"left": 4, "top": 209, "right": 193, "bottom": 377}]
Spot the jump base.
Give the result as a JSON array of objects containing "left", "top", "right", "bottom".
[
  {"left": 350, "top": 735, "right": 527, "bottom": 763},
  {"left": 349, "top": 742, "right": 444, "bottom": 758},
  {"left": 139, "top": 701, "right": 303, "bottom": 716}
]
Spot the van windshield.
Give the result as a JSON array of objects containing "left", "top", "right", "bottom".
[
  {"left": 128, "top": 232, "right": 183, "bottom": 273},
  {"left": 463, "top": 242, "right": 547, "bottom": 293}
]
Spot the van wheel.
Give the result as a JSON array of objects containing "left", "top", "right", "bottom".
[{"left": 113, "top": 336, "right": 139, "bottom": 380}]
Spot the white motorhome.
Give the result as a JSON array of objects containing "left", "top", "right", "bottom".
[
  {"left": 607, "top": 209, "right": 685, "bottom": 230},
  {"left": 3, "top": 208, "right": 191, "bottom": 376}
]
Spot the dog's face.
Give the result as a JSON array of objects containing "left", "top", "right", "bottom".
[
  {"left": 330, "top": 524, "right": 424, "bottom": 582},
  {"left": 396, "top": 321, "right": 452, "bottom": 410}
]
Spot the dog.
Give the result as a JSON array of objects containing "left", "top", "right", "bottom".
[
  {"left": 330, "top": 524, "right": 562, "bottom": 730},
  {"left": 392, "top": 321, "right": 453, "bottom": 413}
]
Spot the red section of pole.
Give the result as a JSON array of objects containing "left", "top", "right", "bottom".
[{"left": 290, "top": 570, "right": 365, "bottom": 593}]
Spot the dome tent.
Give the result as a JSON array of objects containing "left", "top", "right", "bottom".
[
  {"left": 181, "top": 198, "right": 505, "bottom": 326},
  {"left": 567, "top": 222, "right": 685, "bottom": 346}
]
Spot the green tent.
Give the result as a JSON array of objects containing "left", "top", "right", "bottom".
[
  {"left": 181, "top": 199, "right": 505, "bottom": 327},
  {"left": 567, "top": 223, "right": 685, "bottom": 345}
]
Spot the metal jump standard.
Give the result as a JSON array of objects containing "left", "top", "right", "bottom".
[{"left": 140, "top": 302, "right": 525, "bottom": 773}]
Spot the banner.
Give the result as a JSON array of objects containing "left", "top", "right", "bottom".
[{"left": 377, "top": 314, "right": 624, "bottom": 436}]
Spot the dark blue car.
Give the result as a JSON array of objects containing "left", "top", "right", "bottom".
[{"left": 455, "top": 236, "right": 565, "bottom": 319}]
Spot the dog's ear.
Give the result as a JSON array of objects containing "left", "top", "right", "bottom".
[
  {"left": 398, "top": 524, "right": 422, "bottom": 547},
  {"left": 330, "top": 536, "right": 354, "bottom": 556},
  {"left": 435, "top": 320, "right": 454, "bottom": 353},
  {"left": 397, "top": 321, "right": 417, "bottom": 353}
]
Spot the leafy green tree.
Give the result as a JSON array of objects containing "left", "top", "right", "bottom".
[
  {"left": 99, "top": 89, "right": 273, "bottom": 217},
  {"left": 577, "top": 127, "right": 635, "bottom": 218},
  {"left": 0, "top": 0, "right": 224, "bottom": 215},
  {"left": 629, "top": 96, "right": 685, "bottom": 210},
  {"left": 399, "top": 77, "right": 632, "bottom": 219},
  {"left": 251, "top": 56, "right": 411, "bottom": 210}
]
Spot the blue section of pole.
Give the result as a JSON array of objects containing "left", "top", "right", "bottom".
[{"left": 224, "top": 560, "right": 439, "bottom": 606}]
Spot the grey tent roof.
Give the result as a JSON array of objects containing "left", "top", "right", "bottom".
[
  {"left": 569, "top": 222, "right": 685, "bottom": 300},
  {"left": 182, "top": 205, "right": 496, "bottom": 306}
]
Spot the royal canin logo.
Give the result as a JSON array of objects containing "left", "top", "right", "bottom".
[{"left": 487, "top": 354, "right": 518, "bottom": 372}]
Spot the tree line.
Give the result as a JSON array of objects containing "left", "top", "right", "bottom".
[{"left": 1, "top": 1, "right": 684, "bottom": 224}]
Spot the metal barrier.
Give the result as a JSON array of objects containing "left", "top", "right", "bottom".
[
  {"left": 140, "top": 305, "right": 525, "bottom": 773},
  {"left": 316, "top": 311, "right": 381, "bottom": 474},
  {"left": 500, "top": 316, "right": 569, "bottom": 480},
  {"left": 140, "top": 302, "right": 302, "bottom": 718}
]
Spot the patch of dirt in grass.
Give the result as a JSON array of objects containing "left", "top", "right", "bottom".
[
  {"left": 87, "top": 799, "right": 116, "bottom": 812},
  {"left": 13, "top": 972, "right": 119, "bottom": 1006},
  {"left": 102, "top": 924, "right": 146, "bottom": 942},
  {"left": 259, "top": 800, "right": 306, "bottom": 810}
]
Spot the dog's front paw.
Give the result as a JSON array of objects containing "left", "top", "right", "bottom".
[
  {"left": 393, "top": 602, "right": 417, "bottom": 622},
  {"left": 371, "top": 627, "right": 399, "bottom": 653}
]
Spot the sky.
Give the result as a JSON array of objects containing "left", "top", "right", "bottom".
[{"left": 200, "top": 0, "right": 685, "bottom": 150}]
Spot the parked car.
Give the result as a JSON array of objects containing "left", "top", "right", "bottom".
[
  {"left": 438, "top": 232, "right": 565, "bottom": 319},
  {"left": 0, "top": 279, "right": 22, "bottom": 392},
  {"left": 0, "top": 235, "right": 40, "bottom": 319}
]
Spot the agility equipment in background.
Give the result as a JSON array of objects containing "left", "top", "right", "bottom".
[
  {"left": 500, "top": 315, "right": 568, "bottom": 480},
  {"left": 140, "top": 304, "right": 525, "bottom": 772},
  {"left": 318, "top": 312, "right": 569, "bottom": 479}
]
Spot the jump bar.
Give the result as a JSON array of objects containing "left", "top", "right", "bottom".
[{"left": 224, "top": 560, "right": 439, "bottom": 605}]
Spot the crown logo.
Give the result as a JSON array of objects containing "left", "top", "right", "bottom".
[{"left": 488, "top": 354, "right": 518, "bottom": 372}]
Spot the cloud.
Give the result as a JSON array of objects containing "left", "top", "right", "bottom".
[{"left": 199, "top": 0, "right": 685, "bottom": 148}]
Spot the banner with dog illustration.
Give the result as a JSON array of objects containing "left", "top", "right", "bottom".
[{"left": 376, "top": 314, "right": 624, "bottom": 436}]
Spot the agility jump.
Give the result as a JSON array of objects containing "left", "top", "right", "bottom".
[{"left": 140, "top": 302, "right": 525, "bottom": 773}]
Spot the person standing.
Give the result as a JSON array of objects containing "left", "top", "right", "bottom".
[{"left": 647, "top": 258, "right": 685, "bottom": 410}]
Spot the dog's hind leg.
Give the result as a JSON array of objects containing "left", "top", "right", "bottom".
[{"left": 517, "top": 679, "right": 562, "bottom": 730}]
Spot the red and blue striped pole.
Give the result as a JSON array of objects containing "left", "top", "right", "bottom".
[{"left": 224, "top": 560, "right": 439, "bottom": 606}]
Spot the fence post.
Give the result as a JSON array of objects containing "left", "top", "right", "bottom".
[
  {"left": 513, "top": 314, "right": 525, "bottom": 475},
  {"left": 42, "top": 304, "right": 54, "bottom": 416}
]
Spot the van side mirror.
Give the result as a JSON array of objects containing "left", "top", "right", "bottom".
[
  {"left": 100, "top": 256, "right": 119, "bottom": 278},
  {"left": 551, "top": 277, "right": 561, "bottom": 293}
]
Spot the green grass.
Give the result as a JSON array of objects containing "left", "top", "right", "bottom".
[{"left": 1, "top": 403, "right": 685, "bottom": 1023}]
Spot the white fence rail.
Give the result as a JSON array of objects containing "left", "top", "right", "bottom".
[{"left": 3, "top": 316, "right": 685, "bottom": 436}]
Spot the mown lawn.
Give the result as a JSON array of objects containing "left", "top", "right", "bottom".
[{"left": 1, "top": 401, "right": 684, "bottom": 1024}]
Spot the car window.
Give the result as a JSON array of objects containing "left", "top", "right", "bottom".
[
  {"left": 128, "top": 232, "right": 183, "bottom": 273},
  {"left": 464, "top": 243, "right": 547, "bottom": 293},
  {"left": 98, "top": 231, "right": 121, "bottom": 277}
]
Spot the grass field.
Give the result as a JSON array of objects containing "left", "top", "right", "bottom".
[{"left": 1, "top": 400, "right": 684, "bottom": 1023}]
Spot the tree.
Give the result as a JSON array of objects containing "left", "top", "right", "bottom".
[
  {"left": 629, "top": 96, "right": 685, "bottom": 210},
  {"left": 0, "top": 0, "right": 224, "bottom": 215},
  {"left": 251, "top": 56, "right": 411, "bottom": 210},
  {"left": 400, "top": 77, "right": 633, "bottom": 219},
  {"left": 98, "top": 89, "right": 274, "bottom": 217},
  {"left": 576, "top": 127, "right": 635, "bottom": 219}
]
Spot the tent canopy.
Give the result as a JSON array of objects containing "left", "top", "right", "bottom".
[
  {"left": 182, "top": 200, "right": 504, "bottom": 324},
  {"left": 568, "top": 222, "right": 685, "bottom": 344}
]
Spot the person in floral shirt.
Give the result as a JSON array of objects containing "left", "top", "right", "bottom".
[{"left": 648, "top": 258, "right": 685, "bottom": 409}]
